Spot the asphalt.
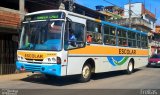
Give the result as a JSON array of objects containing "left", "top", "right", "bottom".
[
  {"left": 0, "top": 67, "right": 160, "bottom": 95},
  {"left": 0, "top": 72, "right": 33, "bottom": 82}
]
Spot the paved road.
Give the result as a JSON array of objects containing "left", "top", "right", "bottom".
[{"left": 0, "top": 67, "right": 160, "bottom": 89}]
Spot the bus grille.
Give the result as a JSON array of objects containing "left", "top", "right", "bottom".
[{"left": 24, "top": 64, "right": 41, "bottom": 72}]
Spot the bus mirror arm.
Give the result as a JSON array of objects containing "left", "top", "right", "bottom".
[{"left": 66, "top": 17, "right": 72, "bottom": 22}]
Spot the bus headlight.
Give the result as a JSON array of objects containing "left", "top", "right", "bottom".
[
  {"left": 17, "top": 55, "right": 26, "bottom": 61},
  {"left": 43, "top": 57, "right": 56, "bottom": 64}
]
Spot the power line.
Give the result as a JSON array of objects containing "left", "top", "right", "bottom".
[{"left": 129, "top": 0, "right": 132, "bottom": 28}]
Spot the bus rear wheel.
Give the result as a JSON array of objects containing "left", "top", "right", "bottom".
[
  {"left": 79, "top": 64, "right": 92, "bottom": 82},
  {"left": 126, "top": 61, "right": 134, "bottom": 74}
]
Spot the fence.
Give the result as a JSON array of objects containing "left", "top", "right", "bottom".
[{"left": 0, "top": 33, "right": 18, "bottom": 75}]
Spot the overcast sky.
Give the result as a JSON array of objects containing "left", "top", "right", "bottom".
[{"left": 76, "top": 0, "right": 160, "bottom": 25}]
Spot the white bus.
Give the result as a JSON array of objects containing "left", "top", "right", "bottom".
[{"left": 16, "top": 10, "right": 148, "bottom": 82}]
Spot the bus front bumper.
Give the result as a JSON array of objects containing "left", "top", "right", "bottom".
[{"left": 16, "top": 61, "right": 61, "bottom": 76}]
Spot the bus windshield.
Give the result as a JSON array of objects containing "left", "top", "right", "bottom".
[{"left": 19, "top": 20, "right": 64, "bottom": 51}]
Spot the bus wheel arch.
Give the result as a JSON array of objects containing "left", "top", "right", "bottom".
[
  {"left": 79, "top": 58, "right": 95, "bottom": 82},
  {"left": 84, "top": 58, "right": 95, "bottom": 73},
  {"left": 127, "top": 58, "right": 134, "bottom": 74}
]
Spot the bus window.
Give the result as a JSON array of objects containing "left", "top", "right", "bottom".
[
  {"left": 104, "top": 25, "right": 109, "bottom": 34},
  {"left": 137, "top": 34, "right": 141, "bottom": 48},
  {"left": 64, "top": 21, "right": 85, "bottom": 50},
  {"left": 86, "top": 32, "right": 92, "bottom": 43},
  {"left": 104, "top": 25, "right": 116, "bottom": 45},
  {"left": 117, "top": 29, "right": 127, "bottom": 46},
  {"left": 128, "top": 31, "right": 136, "bottom": 47},
  {"left": 86, "top": 20, "right": 102, "bottom": 44},
  {"left": 141, "top": 35, "right": 148, "bottom": 49}
]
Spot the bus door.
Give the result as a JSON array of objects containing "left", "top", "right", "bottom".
[{"left": 64, "top": 15, "right": 86, "bottom": 75}]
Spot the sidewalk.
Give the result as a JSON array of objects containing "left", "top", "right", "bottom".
[{"left": 0, "top": 72, "right": 33, "bottom": 82}]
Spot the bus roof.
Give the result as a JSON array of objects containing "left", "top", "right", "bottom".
[{"left": 25, "top": 9, "right": 147, "bottom": 36}]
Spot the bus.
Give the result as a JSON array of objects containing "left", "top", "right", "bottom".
[{"left": 16, "top": 10, "right": 148, "bottom": 82}]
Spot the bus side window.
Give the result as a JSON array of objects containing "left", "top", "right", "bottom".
[
  {"left": 86, "top": 32, "right": 92, "bottom": 43},
  {"left": 117, "top": 29, "right": 127, "bottom": 47},
  {"left": 64, "top": 21, "right": 85, "bottom": 50},
  {"left": 141, "top": 35, "right": 148, "bottom": 49},
  {"left": 86, "top": 20, "right": 102, "bottom": 44},
  {"left": 128, "top": 31, "right": 136, "bottom": 47},
  {"left": 104, "top": 25, "right": 110, "bottom": 44},
  {"left": 110, "top": 26, "right": 116, "bottom": 45},
  {"left": 103, "top": 25, "right": 116, "bottom": 45}
]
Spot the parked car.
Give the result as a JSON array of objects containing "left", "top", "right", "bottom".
[{"left": 147, "top": 54, "right": 160, "bottom": 67}]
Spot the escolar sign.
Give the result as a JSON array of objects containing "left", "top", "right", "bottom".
[
  {"left": 25, "top": 54, "right": 43, "bottom": 59},
  {"left": 119, "top": 49, "right": 136, "bottom": 55}
]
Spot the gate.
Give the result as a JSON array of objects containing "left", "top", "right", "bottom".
[{"left": 0, "top": 33, "right": 18, "bottom": 75}]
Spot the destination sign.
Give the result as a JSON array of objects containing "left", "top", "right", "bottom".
[{"left": 24, "top": 12, "right": 65, "bottom": 21}]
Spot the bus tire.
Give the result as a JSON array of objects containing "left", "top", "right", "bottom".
[
  {"left": 146, "top": 63, "right": 151, "bottom": 67},
  {"left": 126, "top": 60, "right": 134, "bottom": 74},
  {"left": 79, "top": 64, "right": 92, "bottom": 82}
]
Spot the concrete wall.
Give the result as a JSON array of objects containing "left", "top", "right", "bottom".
[
  {"left": 124, "top": 3, "right": 142, "bottom": 18},
  {"left": 124, "top": 3, "right": 156, "bottom": 31}
]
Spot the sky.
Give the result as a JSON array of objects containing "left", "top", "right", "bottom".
[{"left": 75, "top": 0, "right": 160, "bottom": 25}]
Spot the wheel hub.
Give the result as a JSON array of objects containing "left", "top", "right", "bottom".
[
  {"left": 82, "top": 66, "right": 90, "bottom": 78},
  {"left": 129, "top": 62, "right": 133, "bottom": 71}
]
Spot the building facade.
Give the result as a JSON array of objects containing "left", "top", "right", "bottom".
[
  {"left": 124, "top": 2, "right": 156, "bottom": 32},
  {"left": 106, "top": 2, "right": 157, "bottom": 57}
]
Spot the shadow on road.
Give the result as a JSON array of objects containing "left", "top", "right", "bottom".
[
  {"left": 21, "top": 74, "right": 80, "bottom": 86},
  {"left": 146, "top": 66, "right": 160, "bottom": 68},
  {"left": 92, "top": 69, "right": 141, "bottom": 80},
  {"left": 21, "top": 69, "right": 141, "bottom": 86}
]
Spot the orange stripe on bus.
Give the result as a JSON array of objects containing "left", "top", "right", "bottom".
[
  {"left": 95, "top": 19, "right": 101, "bottom": 23},
  {"left": 69, "top": 46, "right": 148, "bottom": 56}
]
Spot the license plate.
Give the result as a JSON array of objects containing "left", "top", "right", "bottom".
[{"left": 151, "top": 63, "right": 156, "bottom": 65}]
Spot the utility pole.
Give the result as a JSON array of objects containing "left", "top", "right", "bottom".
[
  {"left": 129, "top": 0, "right": 132, "bottom": 28},
  {"left": 19, "top": 0, "right": 25, "bottom": 20}
]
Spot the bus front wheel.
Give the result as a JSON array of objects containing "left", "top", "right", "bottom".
[
  {"left": 126, "top": 61, "right": 134, "bottom": 74},
  {"left": 79, "top": 64, "right": 92, "bottom": 82}
]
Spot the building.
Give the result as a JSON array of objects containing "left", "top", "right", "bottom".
[
  {"left": 156, "top": 25, "right": 160, "bottom": 33},
  {"left": 124, "top": 2, "right": 156, "bottom": 32},
  {"left": 149, "top": 26, "right": 160, "bottom": 55},
  {"left": 0, "top": 0, "right": 25, "bottom": 75},
  {"left": 109, "top": 2, "right": 156, "bottom": 33},
  {"left": 105, "top": 2, "right": 157, "bottom": 57},
  {"left": 95, "top": 5, "right": 124, "bottom": 20}
]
